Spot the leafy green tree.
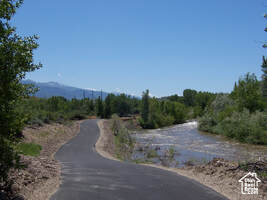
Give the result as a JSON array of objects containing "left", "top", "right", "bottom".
[
  {"left": 163, "top": 101, "right": 186, "bottom": 124},
  {"left": 140, "top": 90, "right": 150, "bottom": 127},
  {"left": 115, "top": 94, "right": 131, "bottom": 116},
  {"left": 195, "top": 92, "right": 215, "bottom": 112},
  {"left": 209, "top": 94, "right": 234, "bottom": 113},
  {"left": 0, "top": 0, "right": 41, "bottom": 185},
  {"left": 167, "top": 94, "right": 184, "bottom": 104},
  {"left": 172, "top": 102, "right": 186, "bottom": 124},
  {"left": 183, "top": 89, "right": 197, "bottom": 107},
  {"left": 129, "top": 97, "right": 140, "bottom": 114},
  {"left": 86, "top": 99, "right": 95, "bottom": 114},
  {"left": 47, "top": 96, "right": 67, "bottom": 112},
  {"left": 147, "top": 98, "right": 174, "bottom": 128},
  {"left": 231, "top": 73, "right": 263, "bottom": 112}
]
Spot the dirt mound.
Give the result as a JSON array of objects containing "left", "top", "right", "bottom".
[
  {"left": 180, "top": 158, "right": 267, "bottom": 200},
  {"left": 7, "top": 156, "right": 59, "bottom": 200}
]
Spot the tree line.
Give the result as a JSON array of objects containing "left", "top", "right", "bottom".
[
  {"left": 138, "top": 89, "right": 215, "bottom": 129},
  {"left": 20, "top": 94, "right": 140, "bottom": 126},
  {"left": 198, "top": 70, "right": 267, "bottom": 145},
  {"left": 20, "top": 86, "right": 214, "bottom": 129}
]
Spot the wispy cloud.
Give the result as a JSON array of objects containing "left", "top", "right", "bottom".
[
  {"left": 149, "top": 92, "right": 157, "bottom": 98},
  {"left": 115, "top": 88, "right": 121, "bottom": 94},
  {"left": 57, "top": 73, "right": 62, "bottom": 78},
  {"left": 85, "top": 88, "right": 98, "bottom": 91}
]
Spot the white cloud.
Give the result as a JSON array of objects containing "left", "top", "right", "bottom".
[
  {"left": 57, "top": 73, "right": 62, "bottom": 78},
  {"left": 85, "top": 88, "right": 98, "bottom": 91},
  {"left": 149, "top": 93, "right": 157, "bottom": 98},
  {"left": 111, "top": 88, "right": 123, "bottom": 94}
]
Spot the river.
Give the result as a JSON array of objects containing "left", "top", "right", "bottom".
[{"left": 131, "top": 121, "right": 267, "bottom": 167}]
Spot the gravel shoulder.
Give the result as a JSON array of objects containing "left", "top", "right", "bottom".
[
  {"left": 96, "top": 119, "right": 267, "bottom": 200},
  {"left": 96, "top": 120, "right": 118, "bottom": 162}
]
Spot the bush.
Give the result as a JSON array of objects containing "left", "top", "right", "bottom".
[
  {"left": 68, "top": 111, "right": 87, "bottom": 120},
  {"left": 111, "top": 115, "right": 135, "bottom": 160},
  {"left": 172, "top": 102, "right": 187, "bottom": 124},
  {"left": 147, "top": 149, "right": 158, "bottom": 158},
  {"left": 209, "top": 94, "right": 234, "bottom": 113},
  {"left": 199, "top": 108, "right": 267, "bottom": 145},
  {"left": 198, "top": 113, "right": 217, "bottom": 133},
  {"left": 193, "top": 105, "right": 203, "bottom": 118}
]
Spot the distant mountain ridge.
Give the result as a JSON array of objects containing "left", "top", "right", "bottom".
[{"left": 22, "top": 79, "right": 109, "bottom": 100}]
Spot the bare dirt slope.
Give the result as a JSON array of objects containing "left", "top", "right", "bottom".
[{"left": 8, "top": 121, "right": 81, "bottom": 200}]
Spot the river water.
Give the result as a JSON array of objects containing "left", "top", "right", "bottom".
[{"left": 131, "top": 122, "right": 267, "bottom": 167}]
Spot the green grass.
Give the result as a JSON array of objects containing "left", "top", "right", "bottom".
[
  {"left": 147, "top": 149, "right": 158, "bottom": 158},
  {"left": 133, "top": 159, "right": 153, "bottom": 164},
  {"left": 169, "top": 146, "right": 175, "bottom": 159},
  {"left": 258, "top": 171, "right": 267, "bottom": 179},
  {"left": 17, "top": 143, "right": 42, "bottom": 157}
]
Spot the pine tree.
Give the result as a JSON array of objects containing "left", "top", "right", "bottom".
[
  {"left": 141, "top": 90, "right": 150, "bottom": 126},
  {"left": 96, "top": 96, "right": 104, "bottom": 118},
  {"left": 262, "top": 56, "right": 267, "bottom": 98},
  {"left": 232, "top": 73, "right": 262, "bottom": 112},
  {"left": 104, "top": 95, "right": 112, "bottom": 118}
]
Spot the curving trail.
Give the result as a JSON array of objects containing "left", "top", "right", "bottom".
[{"left": 50, "top": 120, "right": 227, "bottom": 200}]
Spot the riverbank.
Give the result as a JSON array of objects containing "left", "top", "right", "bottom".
[
  {"left": 96, "top": 119, "right": 267, "bottom": 200},
  {"left": 4, "top": 120, "right": 82, "bottom": 200}
]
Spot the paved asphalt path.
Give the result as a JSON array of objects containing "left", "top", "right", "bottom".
[{"left": 51, "top": 120, "right": 228, "bottom": 200}]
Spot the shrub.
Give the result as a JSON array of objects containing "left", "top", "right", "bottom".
[
  {"left": 111, "top": 115, "right": 135, "bottom": 160},
  {"left": 209, "top": 94, "right": 234, "bottom": 113},
  {"left": 147, "top": 149, "right": 158, "bottom": 158},
  {"left": 193, "top": 105, "right": 203, "bottom": 118},
  {"left": 198, "top": 113, "right": 217, "bottom": 133},
  {"left": 68, "top": 111, "right": 87, "bottom": 120},
  {"left": 199, "top": 108, "right": 267, "bottom": 145}
]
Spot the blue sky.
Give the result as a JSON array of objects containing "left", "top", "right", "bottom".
[{"left": 13, "top": 0, "right": 266, "bottom": 97}]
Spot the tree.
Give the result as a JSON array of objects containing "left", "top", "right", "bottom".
[
  {"left": 209, "top": 94, "right": 234, "bottom": 113},
  {"left": 104, "top": 95, "right": 112, "bottom": 118},
  {"left": 47, "top": 96, "right": 67, "bottom": 112},
  {"left": 167, "top": 94, "right": 184, "bottom": 104},
  {"left": 96, "top": 96, "right": 104, "bottom": 118},
  {"left": 231, "top": 73, "right": 263, "bottom": 112},
  {"left": 262, "top": 56, "right": 267, "bottom": 99},
  {"left": 183, "top": 89, "right": 197, "bottom": 107},
  {"left": 140, "top": 90, "right": 150, "bottom": 126},
  {"left": 0, "top": 0, "right": 41, "bottom": 186},
  {"left": 195, "top": 92, "right": 214, "bottom": 110},
  {"left": 263, "top": 14, "right": 267, "bottom": 48},
  {"left": 86, "top": 99, "right": 95, "bottom": 115}
]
